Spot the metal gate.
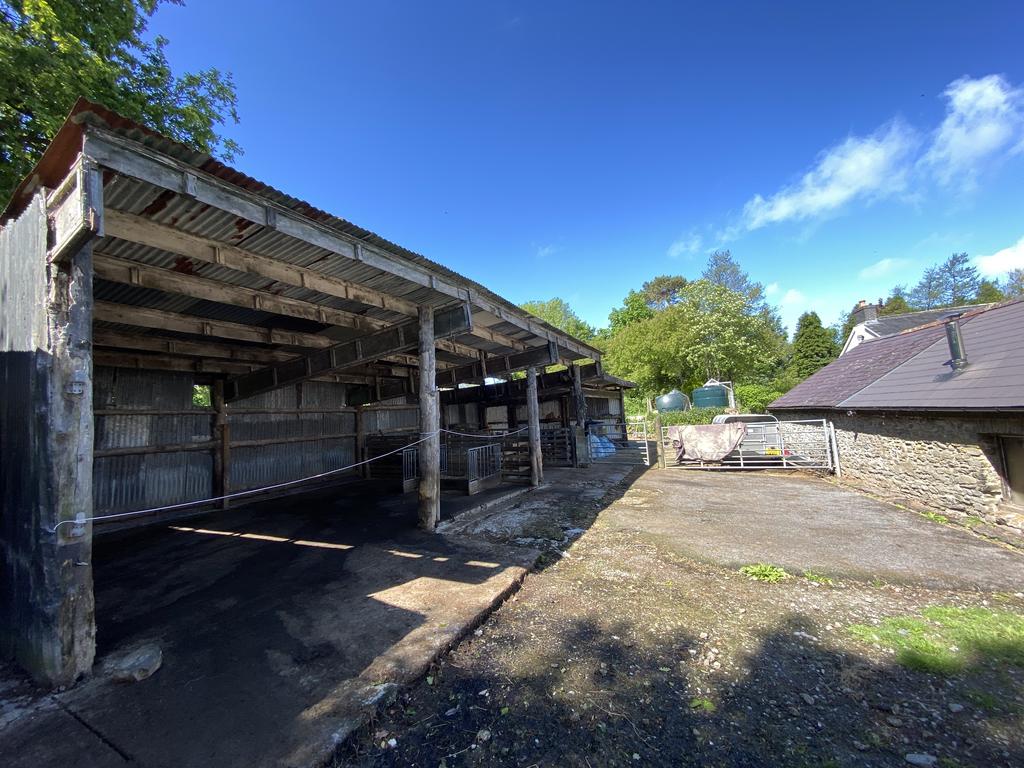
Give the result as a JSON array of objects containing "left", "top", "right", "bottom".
[
  {"left": 588, "top": 419, "right": 656, "bottom": 467},
  {"left": 659, "top": 418, "right": 840, "bottom": 473}
]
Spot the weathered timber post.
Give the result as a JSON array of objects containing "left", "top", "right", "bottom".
[
  {"left": 0, "top": 187, "right": 98, "bottom": 686},
  {"left": 526, "top": 366, "right": 543, "bottom": 487},
  {"left": 418, "top": 306, "right": 440, "bottom": 530},
  {"left": 654, "top": 413, "right": 667, "bottom": 469},
  {"left": 571, "top": 364, "right": 590, "bottom": 468},
  {"left": 355, "top": 404, "right": 368, "bottom": 479},
  {"left": 212, "top": 380, "right": 230, "bottom": 508}
]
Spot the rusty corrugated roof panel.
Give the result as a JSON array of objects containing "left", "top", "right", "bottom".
[{"left": 2, "top": 98, "right": 604, "bottom": 360}]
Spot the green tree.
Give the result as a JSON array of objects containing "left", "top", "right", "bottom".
[
  {"left": 603, "top": 289, "right": 654, "bottom": 336},
  {"left": 788, "top": 312, "right": 838, "bottom": 381},
  {"left": 880, "top": 288, "right": 911, "bottom": 315},
  {"left": 937, "top": 252, "right": 981, "bottom": 305},
  {"left": 639, "top": 275, "right": 688, "bottom": 309},
  {"left": 604, "top": 280, "right": 779, "bottom": 399},
  {"left": 1, "top": 0, "right": 240, "bottom": 202},
  {"left": 909, "top": 266, "right": 945, "bottom": 309},
  {"left": 1002, "top": 269, "right": 1024, "bottom": 298},
  {"left": 975, "top": 279, "right": 1005, "bottom": 304},
  {"left": 520, "top": 297, "right": 596, "bottom": 342},
  {"left": 702, "top": 249, "right": 765, "bottom": 307}
]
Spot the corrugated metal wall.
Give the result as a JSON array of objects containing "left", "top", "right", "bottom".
[
  {"left": 93, "top": 368, "right": 214, "bottom": 515},
  {"left": 92, "top": 370, "right": 363, "bottom": 523},
  {"left": 362, "top": 404, "right": 419, "bottom": 435},
  {"left": 228, "top": 381, "right": 357, "bottom": 492}
]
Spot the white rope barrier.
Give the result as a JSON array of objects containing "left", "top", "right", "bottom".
[{"left": 50, "top": 426, "right": 536, "bottom": 533}]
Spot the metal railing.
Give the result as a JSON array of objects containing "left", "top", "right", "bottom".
[
  {"left": 466, "top": 443, "right": 502, "bottom": 482},
  {"left": 402, "top": 446, "right": 419, "bottom": 484},
  {"left": 660, "top": 418, "right": 836, "bottom": 471},
  {"left": 590, "top": 420, "right": 653, "bottom": 466}
]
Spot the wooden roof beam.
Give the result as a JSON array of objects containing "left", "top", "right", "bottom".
[
  {"left": 92, "top": 251, "right": 481, "bottom": 361},
  {"left": 435, "top": 342, "right": 559, "bottom": 388},
  {"left": 85, "top": 130, "right": 599, "bottom": 360},
  {"left": 225, "top": 304, "right": 473, "bottom": 402},
  {"left": 103, "top": 208, "right": 529, "bottom": 353}
]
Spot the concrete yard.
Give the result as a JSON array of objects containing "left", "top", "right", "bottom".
[
  {"left": 0, "top": 480, "right": 543, "bottom": 768},
  {"left": 344, "top": 468, "right": 1024, "bottom": 768},
  {"left": 613, "top": 470, "right": 1024, "bottom": 589}
]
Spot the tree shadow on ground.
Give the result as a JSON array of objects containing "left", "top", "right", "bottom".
[{"left": 342, "top": 612, "right": 1023, "bottom": 767}]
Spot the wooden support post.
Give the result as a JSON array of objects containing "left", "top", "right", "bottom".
[
  {"left": 1, "top": 189, "right": 97, "bottom": 686},
  {"left": 212, "top": 380, "right": 230, "bottom": 508},
  {"left": 526, "top": 367, "right": 543, "bottom": 487},
  {"left": 356, "top": 404, "right": 368, "bottom": 479},
  {"left": 417, "top": 306, "right": 440, "bottom": 531},
  {"left": 654, "top": 413, "right": 667, "bottom": 469},
  {"left": 571, "top": 364, "right": 590, "bottom": 468}
]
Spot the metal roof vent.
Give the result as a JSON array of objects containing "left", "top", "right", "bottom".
[{"left": 943, "top": 314, "right": 968, "bottom": 371}]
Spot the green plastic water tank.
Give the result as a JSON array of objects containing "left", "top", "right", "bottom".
[
  {"left": 692, "top": 384, "right": 729, "bottom": 408},
  {"left": 655, "top": 389, "right": 687, "bottom": 412}
]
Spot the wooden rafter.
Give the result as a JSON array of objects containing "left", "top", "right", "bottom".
[
  {"left": 92, "top": 251, "right": 481, "bottom": 361},
  {"left": 103, "top": 208, "right": 529, "bottom": 352},
  {"left": 225, "top": 304, "right": 473, "bottom": 402},
  {"left": 85, "top": 130, "right": 601, "bottom": 360}
]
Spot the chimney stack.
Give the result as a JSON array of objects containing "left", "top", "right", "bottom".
[{"left": 851, "top": 299, "right": 879, "bottom": 325}]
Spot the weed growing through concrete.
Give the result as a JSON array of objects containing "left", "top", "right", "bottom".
[
  {"left": 803, "top": 570, "right": 834, "bottom": 586},
  {"left": 849, "top": 606, "right": 1024, "bottom": 675},
  {"left": 920, "top": 510, "right": 950, "bottom": 525},
  {"left": 739, "top": 563, "right": 789, "bottom": 583}
]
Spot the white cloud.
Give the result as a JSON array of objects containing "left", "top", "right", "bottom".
[
  {"left": 922, "top": 74, "right": 1024, "bottom": 188},
  {"left": 741, "top": 121, "right": 917, "bottom": 231},
  {"left": 858, "top": 257, "right": 908, "bottom": 280},
  {"left": 764, "top": 282, "right": 779, "bottom": 297},
  {"left": 975, "top": 236, "right": 1024, "bottom": 276},
  {"left": 535, "top": 244, "right": 558, "bottom": 258},
  {"left": 666, "top": 231, "right": 703, "bottom": 258},
  {"left": 780, "top": 288, "right": 806, "bottom": 306}
]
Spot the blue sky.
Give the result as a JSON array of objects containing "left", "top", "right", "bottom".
[{"left": 148, "top": 1, "right": 1024, "bottom": 333}]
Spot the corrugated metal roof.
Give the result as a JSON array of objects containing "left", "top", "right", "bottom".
[
  {"left": 3, "top": 98, "right": 606, "bottom": 362},
  {"left": 772, "top": 299, "right": 1024, "bottom": 412}
]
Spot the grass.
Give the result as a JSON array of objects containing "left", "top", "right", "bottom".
[
  {"left": 849, "top": 606, "right": 1024, "bottom": 675},
  {"left": 739, "top": 563, "right": 789, "bottom": 583},
  {"left": 919, "top": 510, "right": 950, "bottom": 525},
  {"left": 803, "top": 570, "right": 834, "bottom": 586},
  {"left": 689, "top": 696, "right": 716, "bottom": 713},
  {"left": 963, "top": 515, "right": 985, "bottom": 528}
]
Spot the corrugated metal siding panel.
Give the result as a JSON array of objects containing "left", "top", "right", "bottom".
[
  {"left": 230, "top": 438, "right": 356, "bottom": 491},
  {"left": 95, "top": 414, "right": 211, "bottom": 449},
  {"left": 93, "top": 366, "right": 199, "bottom": 409},
  {"left": 301, "top": 381, "right": 348, "bottom": 408},
  {"left": 363, "top": 406, "right": 419, "bottom": 433},
  {"left": 0, "top": 194, "right": 47, "bottom": 352},
  {"left": 228, "top": 411, "right": 355, "bottom": 441},
  {"left": 94, "top": 451, "right": 213, "bottom": 514},
  {"left": 92, "top": 367, "right": 214, "bottom": 515}
]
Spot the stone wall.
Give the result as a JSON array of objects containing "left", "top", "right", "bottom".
[{"left": 774, "top": 409, "right": 1024, "bottom": 525}]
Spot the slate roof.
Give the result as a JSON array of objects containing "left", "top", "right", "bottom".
[
  {"left": 771, "top": 299, "right": 1024, "bottom": 412},
  {"left": 863, "top": 304, "right": 989, "bottom": 338}
]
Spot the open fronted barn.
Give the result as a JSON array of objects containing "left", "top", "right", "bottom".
[{"left": 0, "top": 99, "right": 632, "bottom": 688}]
